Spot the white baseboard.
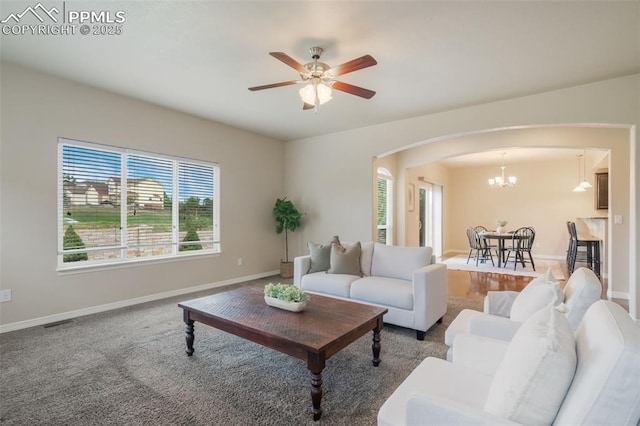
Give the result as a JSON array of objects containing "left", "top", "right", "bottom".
[
  {"left": 610, "top": 291, "right": 630, "bottom": 300},
  {"left": 0, "top": 270, "right": 279, "bottom": 334},
  {"left": 442, "top": 249, "right": 565, "bottom": 261}
]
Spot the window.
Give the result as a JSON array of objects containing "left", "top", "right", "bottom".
[
  {"left": 58, "top": 138, "right": 220, "bottom": 269},
  {"left": 376, "top": 167, "right": 393, "bottom": 245}
]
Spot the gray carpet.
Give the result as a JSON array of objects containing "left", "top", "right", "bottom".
[{"left": 0, "top": 277, "right": 482, "bottom": 425}]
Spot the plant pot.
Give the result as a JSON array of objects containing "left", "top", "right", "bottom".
[
  {"left": 280, "top": 261, "right": 293, "bottom": 278},
  {"left": 497, "top": 226, "right": 505, "bottom": 234},
  {"left": 264, "top": 296, "right": 307, "bottom": 312}
]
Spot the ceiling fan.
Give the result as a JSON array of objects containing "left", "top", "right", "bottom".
[{"left": 248, "top": 47, "right": 377, "bottom": 111}]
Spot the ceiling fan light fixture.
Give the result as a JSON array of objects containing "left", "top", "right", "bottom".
[
  {"left": 249, "top": 47, "right": 377, "bottom": 110},
  {"left": 299, "top": 82, "right": 332, "bottom": 106},
  {"left": 316, "top": 83, "right": 332, "bottom": 105},
  {"left": 299, "top": 84, "right": 315, "bottom": 105}
]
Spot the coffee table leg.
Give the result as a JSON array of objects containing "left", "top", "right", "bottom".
[
  {"left": 183, "top": 310, "right": 195, "bottom": 356},
  {"left": 372, "top": 322, "right": 382, "bottom": 367},
  {"left": 307, "top": 353, "right": 326, "bottom": 421},
  {"left": 310, "top": 370, "right": 323, "bottom": 420}
]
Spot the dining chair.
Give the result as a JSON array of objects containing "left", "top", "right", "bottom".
[
  {"left": 466, "top": 227, "right": 494, "bottom": 266},
  {"left": 474, "top": 225, "right": 498, "bottom": 257},
  {"left": 503, "top": 227, "right": 535, "bottom": 270}
]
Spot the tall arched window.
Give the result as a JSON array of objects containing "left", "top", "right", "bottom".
[{"left": 377, "top": 167, "right": 393, "bottom": 244}]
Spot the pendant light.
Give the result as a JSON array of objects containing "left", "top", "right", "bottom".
[
  {"left": 573, "top": 154, "right": 586, "bottom": 192},
  {"left": 579, "top": 150, "right": 592, "bottom": 188}
]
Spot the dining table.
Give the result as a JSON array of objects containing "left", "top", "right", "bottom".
[{"left": 478, "top": 231, "right": 524, "bottom": 267}]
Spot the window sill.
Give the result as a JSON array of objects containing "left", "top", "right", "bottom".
[{"left": 57, "top": 251, "right": 221, "bottom": 276}]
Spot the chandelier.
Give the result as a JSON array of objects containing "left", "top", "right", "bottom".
[{"left": 488, "top": 152, "right": 517, "bottom": 188}]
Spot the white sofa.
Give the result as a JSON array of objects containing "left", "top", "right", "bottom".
[
  {"left": 294, "top": 242, "right": 448, "bottom": 340},
  {"left": 444, "top": 267, "right": 602, "bottom": 360},
  {"left": 378, "top": 300, "right": 640, "bottom": 425}
]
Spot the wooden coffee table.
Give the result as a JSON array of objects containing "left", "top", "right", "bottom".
[{"left": 178, "top": 284, "right": 388, "bottom": 421}]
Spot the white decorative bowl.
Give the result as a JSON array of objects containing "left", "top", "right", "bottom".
[{"left": 264, "top": 296, "right": 307, "bottom": 312}]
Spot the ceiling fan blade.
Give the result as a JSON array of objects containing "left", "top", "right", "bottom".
[
  {"left": 332, "top": 81, "right": 376, "bottom": 99},
  {"left": 248, "top": 81, "right": 299, "bottom": 91},
  {"left": 302, "top": 102, "right": 315, "bottom": 110},
  {"left": 269, "top": 52, "right": 307, "bottom": 73},
  {"left": 328, "top": 55, "right": 377, "bottom": 77}
]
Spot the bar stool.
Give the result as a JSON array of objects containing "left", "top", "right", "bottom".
[{"left": 567, "top": 221, "right": 601, "bottom": 277}]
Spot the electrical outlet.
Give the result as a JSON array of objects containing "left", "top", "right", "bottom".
[
  {"left": 614, "top": 215, "right": 623, "bottom": 225},
  {"left": 237, "top": 257, "right": 243, "bottom": 266},
  {"left": 0, "top": 289, "right": 11, "bottom": 303}
]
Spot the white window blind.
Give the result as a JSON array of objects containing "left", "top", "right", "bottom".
[
  {"left": 57, "top": 138, "right": 220, "bottom": 269},
  {"left": 376, "top": 167, "right": 393, "bottom": 245}
]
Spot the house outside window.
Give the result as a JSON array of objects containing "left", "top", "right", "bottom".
[
  {"left": 58, "top": 138, "right": 220, "bottom": 269},
  {"left": 377, "top": 167, "right": 393, "bottom": 245}
]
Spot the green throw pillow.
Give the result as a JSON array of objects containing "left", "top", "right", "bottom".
[
  {"left": 307, "top": 235, "right": 340, "bottom": 273},
  {"left": 327, "top": 241, "right": 362, "bottom": 276}
]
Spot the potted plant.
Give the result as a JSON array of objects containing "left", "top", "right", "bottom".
[
  {"left": 273, "top": 197, "right": 304, "bottom": 278},
  {"left": 264, "top": 283, "right": 309, "bottom": 312},
  {"left": 496, "top": 219, "right": 508, "bottom": 234}
]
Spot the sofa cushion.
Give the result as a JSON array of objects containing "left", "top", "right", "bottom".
[
  {"left": 371, "top": 243, "right": 432, "bottom": 281},
  {"left": 327, "top": 241, "right": 362, "bottom": 276},
  {"left": 350, "top": 276, "right": 413, "bottom": 310},
  {"left": 300, "top": 272, "right": 360, "bottom": 298},
  {"left": 484, "top": 306, "right": 577, "bottom": 425},
  {"left": 341, "top": 241, "right": 375, "bottom": 276},
  {"left": 378, "top": 357, "right": 493, "bottom": 426},
  {"left": 359, "top": 241, "right": 375, "bottom": 276},
  {"left": 563, "top": 267, "right": 602, "bottom": 330},
  {"left": 553, "top": 300, "right": 640, "bottom": 425},
  {"left": 509, "top": 270, "right": 563, "bottom": 322},
  {"left": 307, "top": 235, "right": 340, "bottom": 273}
]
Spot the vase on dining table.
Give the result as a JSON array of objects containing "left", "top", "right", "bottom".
[{"left": 497, "top": 225, "right": 505, "bottom": 234}]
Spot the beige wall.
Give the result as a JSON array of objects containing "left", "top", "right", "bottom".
[
  {"left": 0, "top": 63, "right": 285, "bottom": 329},
  {"left": 432, "top": 157, "right": 606, "bottom": 257},
  {"left": 285, "top": 74, "right": 639, "bottom": 320}
]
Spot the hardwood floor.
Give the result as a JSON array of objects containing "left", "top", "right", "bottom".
[
  {"left": 447, "top": 265, "right": 629, "bottom": 312},
  {"left": 447, "top": 269, "right": 534, "bottom": 301}
]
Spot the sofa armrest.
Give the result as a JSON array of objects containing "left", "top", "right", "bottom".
[
  {"left": 451, "top": 334, "right": 509, "bottom": 376},
  {"left": 293, "top": 255, "right": 310, "bottom": 287},
  {"left": 468, "top": 314, "right": 523, "bottom": 342},
  {"left": 412, "top": 263, "right": 448, "bottom": 331},
  {"left": 484, "top": 291, "right": 519, "bottom": 316},
  {"left": 406, "top": 393, "right": 519, "bottom": 426}
]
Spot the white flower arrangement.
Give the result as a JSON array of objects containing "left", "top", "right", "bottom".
[
  {"left": 264, "top": 283, "right": 309, "bottom": 303},
  {"left": 496, "top": 220, "right": 508, "bottom": 227}
]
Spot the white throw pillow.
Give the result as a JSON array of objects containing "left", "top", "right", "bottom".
[
  {"left": 510, "top": 268, "right": 564, "bottom": 322},
  {"left": 370, "top": 243, "right": 431, "bottom": 281},
  {"left": 484, "top": 306, "right": 577, "bottom": 425}
]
